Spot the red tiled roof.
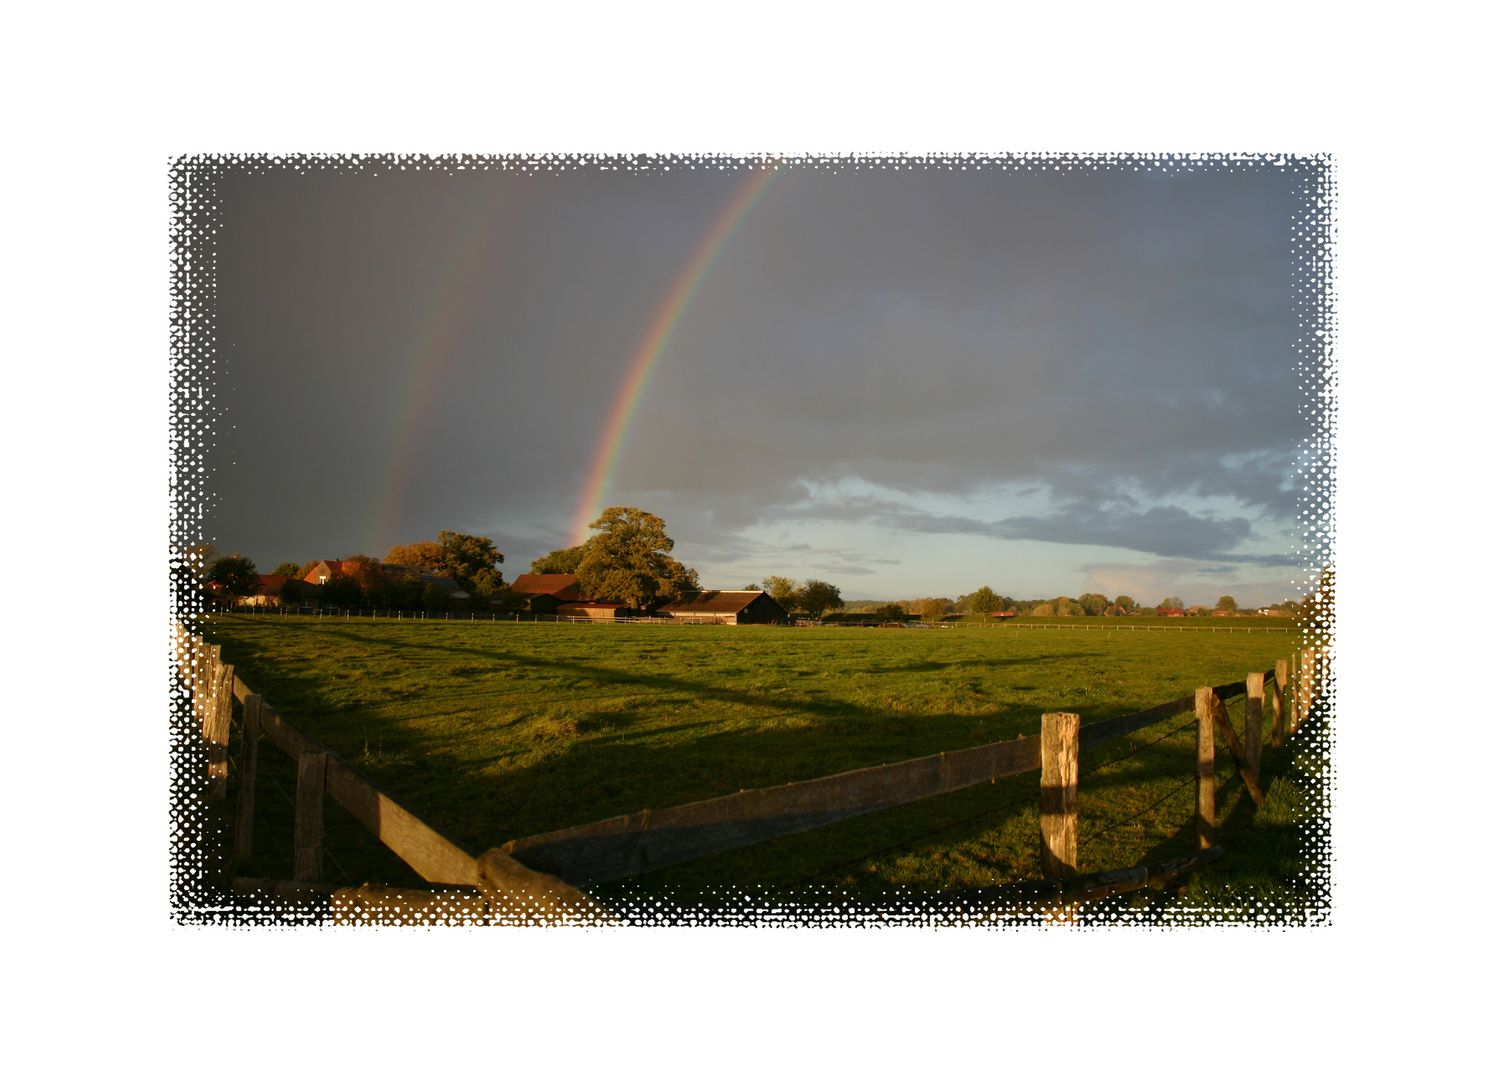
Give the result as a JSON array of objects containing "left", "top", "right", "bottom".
[{"left": 511, "top": 574, "right": 583, "bottom": 601}]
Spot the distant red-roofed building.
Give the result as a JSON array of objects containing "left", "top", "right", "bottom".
[
  {"left": 1157, "top": 608, "right": 1186, "bottom": 617},
  {"left": 657, "top": 590, "right": 789, "bottom": 625},
  {"left": 303, "top": 560, "right": 348, "bottom": 585},
  {"left": 510, "top": 574, "right": 585, "bottom": 602}
]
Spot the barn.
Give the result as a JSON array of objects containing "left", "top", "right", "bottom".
[{"left": 656, "top": 590, "right": 789, "bottom": 625}]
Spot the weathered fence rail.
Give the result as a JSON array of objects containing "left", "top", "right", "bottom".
[
  {"left": 174, "top": 622, "right": 616, "bottom": 925},
  {"left": 497, "top": 676, "right": 1274, "bottom": 887},
  {"left": 176, "top": 617, "right": 1331, "bottom": 921}
]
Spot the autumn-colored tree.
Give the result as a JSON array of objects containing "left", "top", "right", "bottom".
[
  {"left": 340, "top": 554, "right": 393, "bottom": 598},
  {"left": 917, "top": 597, "right": 953, "bottom": 620},
  {"left": 761, "top": 575, "right": 798, "bottom": 607},
  {"left": 531, "top": 546, "right": 587, "bottom": 574},
  {"left": 386, "top": 541, "right": 445, "bottom": 569},
  {"left": 574, "top": 507, "right": 700, "bottom": 610}
]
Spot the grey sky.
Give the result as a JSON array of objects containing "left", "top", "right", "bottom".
[{"left": 206, "top": 156, "right": 1317, "bottom": 606}]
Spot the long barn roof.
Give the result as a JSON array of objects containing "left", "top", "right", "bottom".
[{"left": 658, "top": 590, "right": 775, "bottom": 614}]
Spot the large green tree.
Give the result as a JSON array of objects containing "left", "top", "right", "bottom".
[
  {"left": 271, "top": 561, "right": 302, "bottom": 578},
  {"left": 206, "top": 554, "right": 259, "bottom": 599},
  {"left": 437, "top": 530, "right": 505, "bottom": 593},
  {"left": 968, "top": 586, "right": 1004, "bottom": 615},
  {"left": 875, "top": 602, "right": 907, "bottom": 623},
  {"left": 531, "top": 546, "right": 587, "bottom": 574},
  {"left": 1215, "top": 595, "right": 1238, "bottom": 612},
  {"left": 574, "top": 507, "right": 700, "bottom": 610},
  {"left": 793, "top": 579, "right": 843, "bottom": 620},
  {"left": 1114, "top": 595, "right": 1136, "bottom": 614},
  {"left": 1078, "top": 592, "right": 1110, "bottom": 616}
]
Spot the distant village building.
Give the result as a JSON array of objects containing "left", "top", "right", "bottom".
[
  {"left": 657, "top": 590, "right": 789, "bottom": 625},
  {"left": 306, "top": 559, "right": 466, "bottom": 598},
  {"left": 303, "top": 560, "right": 347, "bottom": 585},
  {"left": 1156, "top": 608, "right": 1186, "bottom": 617},
  {"left": 510, "top": 573, "right": 585, "bottom": 614}
]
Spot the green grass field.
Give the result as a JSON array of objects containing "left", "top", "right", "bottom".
[{"left": 198, "top": 614, "right": 1327, "bottom": 920}]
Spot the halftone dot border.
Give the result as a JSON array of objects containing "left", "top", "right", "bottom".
[{"left": 168, "top": 152, "right": 1334, "bottom": 929}]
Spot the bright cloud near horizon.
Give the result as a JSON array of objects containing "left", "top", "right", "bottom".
[{"left": 205, "top": 156, "right": 1322, "bottom": 607}]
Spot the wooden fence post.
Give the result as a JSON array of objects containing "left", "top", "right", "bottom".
[
  {"left": 294, "top": 751, "right": 328, "bottom": 882},
  {"left": 235, "top": 694, "right": 262, "bottom": 865},
  {"left": 192, "top": 638, "right": 209, "bottom": 727},
  {"left": 1245, "top": 672, "right": 1264, "bottom": 785},
  {"left": 1272, "top": 659, "right": 1288, "bottom": 747},
  {"left": 1040, "top": 712, "right": 1080, "bottom": 878},
  {"left": 1287, "top": 651, "right": 1300, "bottom": 734},
  {"left": 206, "top": 662, "right": 234, "bottom": 799},
  {"left": 1298, "top": 647, "right": 1315, "bottom": 728},
  {"left": 1194, "top": 688, "right": 1217, "bottom": 850}
]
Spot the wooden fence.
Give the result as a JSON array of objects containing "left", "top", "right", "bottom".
[{"left": 175, "top": 619, "right": 1331, "bottom": 924}]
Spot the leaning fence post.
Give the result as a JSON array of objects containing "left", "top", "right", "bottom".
[
  {"left": 293, "top": 751, "right": 328, "bottom": 882},
  {"left": 1194, "top": 688, "right": 1217, "bottom": 849},
  {"left": 1245, "top": 673, "right": 1264, "bottom": 785},
  {"left": 235, "top": 694, "right": 262, "bottom": 865},
  {"left": 1272, "top": 659, "right": 1288, "bottom": 747},
  {"left": 1039, "top": 712, "right": 1080, "bottom": 878}
]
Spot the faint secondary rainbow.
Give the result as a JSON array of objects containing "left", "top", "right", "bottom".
[
  {"left": 569, "top": 162, "right": 784, "bottom": 545},
  {"left": 370, "top": 183, "right": 522, "bottom": 553}
]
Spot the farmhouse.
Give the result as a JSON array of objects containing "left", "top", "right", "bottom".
[{"left": 657, "top": 590, "right": 789, "bottom": 625}]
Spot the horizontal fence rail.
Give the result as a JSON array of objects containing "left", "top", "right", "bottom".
[{"left": 500, "top": 677, "right": 1267, "bottom": 886}]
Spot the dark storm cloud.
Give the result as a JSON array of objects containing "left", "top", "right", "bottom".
[{"left": 203, "top": 159, "right": 1307, "bottom": 572}]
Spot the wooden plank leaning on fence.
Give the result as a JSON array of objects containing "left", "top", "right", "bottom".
[
  {"left": 1245, "top": 672, "right": 1264, "bottom": 786},
  {"left": 1201, "top": 686, "right": 1265, "bottom": 807},
  {"left": 1039, "top": 713, "right": 1079, "bottom": 879},
  {"left": 498, "top": 678, "right": 1263, "bottom": 887}
]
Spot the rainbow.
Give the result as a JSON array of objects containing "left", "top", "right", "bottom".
[
  {"left": 568, "top": 162, "right": 784, "bottom": 546},
  {"left": 369, "top": 183, "right": 523, "bottom": 553}
]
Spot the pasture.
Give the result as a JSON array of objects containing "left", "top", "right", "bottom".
[{"left": 200, "top": 616, "right": 1326, "bottom": 918}]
